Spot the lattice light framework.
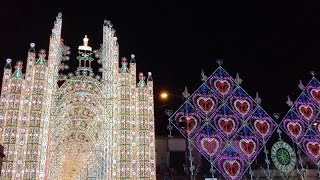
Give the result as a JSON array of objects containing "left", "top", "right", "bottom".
[
  {"left": 280, "top": 77, "right": 320, "bottom": 164},
  {"left": 169, "top": 65, "right": 277, "bottom": 180},
  {"left": 0, "top": 13, "right": 156, "bottom": 180}
]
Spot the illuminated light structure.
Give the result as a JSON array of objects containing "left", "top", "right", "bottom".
[{"left": 0, "top": 13, "right": 156, "bottom": 179}]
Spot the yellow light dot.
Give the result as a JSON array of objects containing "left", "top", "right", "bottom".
[{"left": 160, "top": 92, "right": 168, "bottom": 99}]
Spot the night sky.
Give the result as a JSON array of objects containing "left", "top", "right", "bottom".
[{"left": 1, "top": 1, "right": 320, "bottom": 135}]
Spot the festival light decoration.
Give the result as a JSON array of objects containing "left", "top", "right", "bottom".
[
  {"left": 168, "top": 60, "right": 278, "bottom": 180},
  {"left": 280, "top": 74, "right": 320, "bottom": 178},
  {"left": 0, "top": 13, "right": 156, "bottom": 179},
  {"left": 271, "top": 140, "right": 296, "bottom": 174}
]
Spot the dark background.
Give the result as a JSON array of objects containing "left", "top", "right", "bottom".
[{"left": 1, "top": 1, "right": 320, "bottom": 135}]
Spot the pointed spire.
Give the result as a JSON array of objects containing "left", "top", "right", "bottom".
[
  {"left": 216, "top": 58, "right": 223, "bottom": 66},
  {"left": 57, "top": 12, "right": 62, "bottom": 19},
  {"left": 120, "top": 57, "right": 129, "bottom": 73},
  {"left": 12, "top": 61, "right": 23, "bottom": 79},
  {"left": 235, "top": 73, "right": 242, "bottom": 85},
  {"left": 103, "top": 19, "right": 112, "bottom": 27},
  {"left": 147, "top": 72, "right": 153, "bottom": 81},
  {"left": 138, "top": 72, "right": 146, "bottom": 87},
  {"left": 130, "top": 54, "right": 136, "bottom": 63},
  {"left": 29, "top": 43, "right": 35, "bottom": 53},
  {"left": 201, "top": 69, "right": 207, "bottom": 82},
  {"left": 5, "top": 58, "right": 12, "bottom": 69},
  {"left": 286, "top": 95, "right": 293, "bottom": 106},
  {"left": 254, "top": 92, "right": 261, "bottom": 104},
  {"left": 310, "top": 70, "right": 316, "bottom": 77},
  {"left": 51, "top": 12, "right": 62, "bottom": 38},
  {"left": 273, "top": 113, "right": 280, "bottom": 120},
  {"left": 298, "top": 80, "right": 305, "bottom": 90},
  {"left": 36, "top": 49, "right": 47, "bottom": 64},
  {"left": 182, "top": 86, "right": 190, "bottom": 99}
]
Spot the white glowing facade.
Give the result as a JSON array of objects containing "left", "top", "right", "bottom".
[{"left": 0, "top": 13, "right": 156, "bottom": 180}]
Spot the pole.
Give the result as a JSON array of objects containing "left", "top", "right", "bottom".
[
  {"left": 185, "top": 124, "right": 191, "bottom": 180},
  {"left": 185, "top": 137, "right": 189, "bottom": 180}
]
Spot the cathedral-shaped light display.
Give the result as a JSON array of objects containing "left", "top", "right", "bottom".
[{"left": 0, "top": 13, "right": 156, "bottom": 180}]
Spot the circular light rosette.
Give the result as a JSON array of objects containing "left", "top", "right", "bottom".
[{"left": 271, "top": 141, "right": 296, "bottom": 173}]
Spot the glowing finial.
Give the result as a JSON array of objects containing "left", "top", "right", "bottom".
[
  {"left": 15, "top": 61, "right": 23, "bottom": 69},
  {"left": 120, "top": 57, "right": 128, "bottom": 73},
  {"left": 147, "top": 72, "right": 153, "bottom": 81},
  {"left": 12, "top": 61, "right": 23, "bottom": 78},
  {"left": 83, "top": 35, "right": 89, "bottom": 47},
  {"left": 78, "top": 35, "right": 92, "bottom": 51},
  {"left": 138, "top": 72, "right": 146, "bottom": 87},
  {"left": 6, "top": 58, "right": 12, "bottom": 64},
  {"left": 139, "top": 72, "right": 145, "bottom": 80},
  {"left": 121, "top": 57, "right": 127, "bottom": 63},
  {"left": 298, "top": 80, "right": 305, "bottom": 90},
  {"left": 29, "top": 43, "right": 36, "bottom": 52},
  {"left": 104, "top": 20, "right": 112, "bottom": 27},
  {"left": 5, "top": 58, "right": 12, "bottom": 69},
  {"left": 130, "top": 54, "right": 136, "bottom": 63},
  {"left": 286, "top": 95, "right": 293, "bottom": 106},
  {"left": 38, "top": 49, "right": 47, "bottom": 58}
]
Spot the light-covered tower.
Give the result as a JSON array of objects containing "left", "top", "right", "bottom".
[
  {"left": 100, "top": 19, "right": 156, "bottom": 179},
  {"left": 39, "top": 12, "right": 63, "bottom": 179},
  {"left": 136, "top": 72, "right": 156, "bottom": 179},
  {"left": 24, "top": 48, "right": 48, "bottom": 179},
  {"left": 0, "top": 13, "right": 63, "bottom": 179},
  {"left": 100, "top": 20, "right": 120, "bottom": 179},
  {"left": 146, "top": 72, "right": 156, "bottom": 178}
]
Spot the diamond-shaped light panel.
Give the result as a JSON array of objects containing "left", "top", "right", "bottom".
[
  {"left": 280, "top": 77, "right": 320, "bottom": 164},
  {"left": 169, "top": 66, "right": 277, "bottom": 180}
]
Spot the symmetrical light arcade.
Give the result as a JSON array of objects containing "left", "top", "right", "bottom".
[{"left": 0, "top": 13, "right": 156, "bottom": 180}]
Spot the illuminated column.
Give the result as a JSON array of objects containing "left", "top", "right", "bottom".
[
  {"left": 146, "top": 72, "right": 156, "bottom": 179},
  {"left": 137, "top": 73, "right": 149, "bottom": 178},
  {"left": 5, "top": 61, "right": 24, "bottom": 179},
  {"left": 112, "top": 34, "right": 120, "bottom": 180},
  {"left": 0, "top": 59, "right": 12, "bottom": 178},
  {"left": 102, "top": 20, "right": 114, "bottom": 179},
  {"left": 0, "top": 59, "right": 13, "bottom": 141},
  {"left": 16, "top": 45, "right": 37, "bottom": 179},
  {"left": 129, "top": 55, "right": 138, "bottom": 179},
  {"left": 25, "top": 50, "right": 48, "bottom": 179},
  {"left": 102, "top": 20, "right": 119, "bottom": 179},
  {"left": 40, "top": 13, "right": 62, "bottom": 180},
  {"left": 118, "top": 57, "right": 131, "bottom": 179}
]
